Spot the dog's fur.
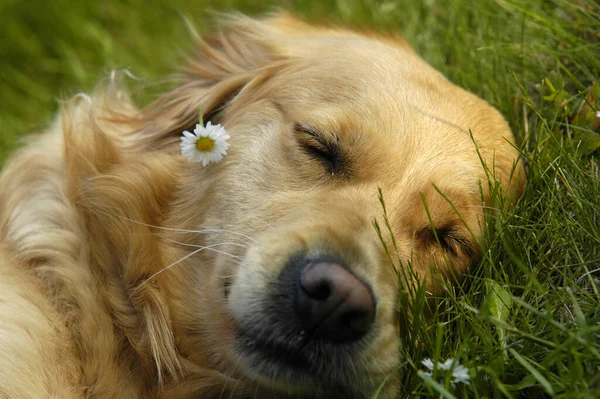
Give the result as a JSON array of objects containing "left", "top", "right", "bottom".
[{"left": 0, "top": 13, "right": 524, "bottom": 399}]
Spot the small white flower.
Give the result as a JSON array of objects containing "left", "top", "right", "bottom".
[
  {"left": 180, "top": 121, "right": 230, "bottom": 166},
  {"left": 419, "top": 357, "right": 471, "bottom": 386},
  {"left": 439, "top": 358, "right": 456, "bottom": 371},
  {"left": 596, "top": 110, "right": 600, "bottom": 118},
  {"left": 452, "top": 364, "right": 471, "bottom": 385},
  {"left": 422, "top": 358, "right": 435, "bottom": 370}
]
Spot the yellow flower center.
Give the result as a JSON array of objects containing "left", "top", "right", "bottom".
[{"left": 196, "top": 137, "right": 215, "bottom": 152}]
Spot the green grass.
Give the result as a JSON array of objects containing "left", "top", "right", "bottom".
[{"left": 1, "top": 0, "right": 599, "bottom": 398}]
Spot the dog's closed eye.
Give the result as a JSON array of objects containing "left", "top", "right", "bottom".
[
  {"left": 417, "top": 225, "right": 475, "bottom": 258},
  {"left": 294, "top": 123, "right": 343, "bottom": 176}
]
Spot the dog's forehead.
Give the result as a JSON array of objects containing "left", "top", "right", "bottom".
[
  {"left": 276, "top": 37, "right": 418, "bottom": 99},
  {"left": 271, "top": 36, "right": 484, "bottom": 142}
]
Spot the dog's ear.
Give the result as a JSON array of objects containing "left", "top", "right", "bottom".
[
  {"left": 62, "top": 103, "right": 184, "bottom": 383},
  {"left": 130, "top": 13, "right": 302, "bottom": 152}
]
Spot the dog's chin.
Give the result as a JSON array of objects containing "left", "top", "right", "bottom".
[
  {"left": 226, "top": 320, "right": 367, "bottom": 399},
  {"left": 233, "top": 327, "right": 317, "bottom": 394}
]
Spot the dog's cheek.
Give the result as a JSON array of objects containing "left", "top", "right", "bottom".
[{"left": 225, "top": 246, "right": 281, "bottom": 321}]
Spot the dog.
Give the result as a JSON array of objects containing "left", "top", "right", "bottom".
[{"left": 0, "top": 12, "right": 524, "bottom": 399}]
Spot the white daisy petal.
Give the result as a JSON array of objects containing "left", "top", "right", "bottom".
[
  {"left": 439, "top": 358, "right": 455, "bottom": 370},
  {"left": 452, "top": 364, "right": 471, "bottom": 385},
  {"left": 181, "top": 142, "right": 195, "bottom": 149},
  {"left": 421, "top": 358, "right": 434, "bottom": 370}
]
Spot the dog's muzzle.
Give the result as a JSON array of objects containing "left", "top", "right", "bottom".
[{"left": 233, "top": 253, "right": 377, "bottom": 391}]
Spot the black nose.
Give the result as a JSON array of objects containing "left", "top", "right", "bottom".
[{"left": 296, "top": 261, "right": 375, "bottom": 343}]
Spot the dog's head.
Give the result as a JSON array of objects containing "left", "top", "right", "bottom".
[{"left": 68, "top": 13, "right": 524, "bottom": 399}]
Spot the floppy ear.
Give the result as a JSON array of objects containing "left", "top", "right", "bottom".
[{"left": 128, "top": 13, "right": 291, "bottom": 152}]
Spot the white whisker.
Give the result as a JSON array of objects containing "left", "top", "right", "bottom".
[
  {"left": 130, "top": 243, "right": 243, "bottom": 297},
  {"left": 113, "top": 214, "right": 258, "bottom": 244},
  {"left": 202, "top": 247, "right": 244, "bottom": 260},
  {"left": 130, "top": 247, "right": 205, "bottom": 297},
  {"left": 157, "top": 234, "right": 249, "bottom": 251},
  {"left": 162, "top": 228, "right": 258, "bottom": 244}
]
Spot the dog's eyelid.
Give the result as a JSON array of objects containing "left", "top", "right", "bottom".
[
  {"left": 417, "top": 225, "right": 474, "bottom": 256},
  {"left": 294, "top": 122, "right": 319, "bottom": 137},
  {"left": 294, "top": 122, "right": 340, "bottom": 144},
  {"left": 294, "top": 122, "right": 344, "bottom": 176}
]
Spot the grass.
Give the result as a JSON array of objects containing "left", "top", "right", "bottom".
[{"left": 1, "top": 0, "right": 599, "bottom": 397}]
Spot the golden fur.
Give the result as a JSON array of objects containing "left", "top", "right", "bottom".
[{"left": 0, "top": 13, "right": 524, "bottom": 399}]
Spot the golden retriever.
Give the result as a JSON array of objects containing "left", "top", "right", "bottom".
[{"left": 0, "top": 13, "right": 524, "bottom": 399}]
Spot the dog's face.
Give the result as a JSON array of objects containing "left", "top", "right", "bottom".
[
  {"left": 148, "top": 15, "right": 524, "bottom": 398},
  {"left": 70, "top": 14, "right": 523, "bottom": 399}
]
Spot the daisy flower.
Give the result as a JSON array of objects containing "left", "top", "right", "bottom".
[
  {"left": 181, "top": 121, "right": 230, "bottom": 166},
  {"left": 420, "top": 357, "right": 471, "bottom": 385}
]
